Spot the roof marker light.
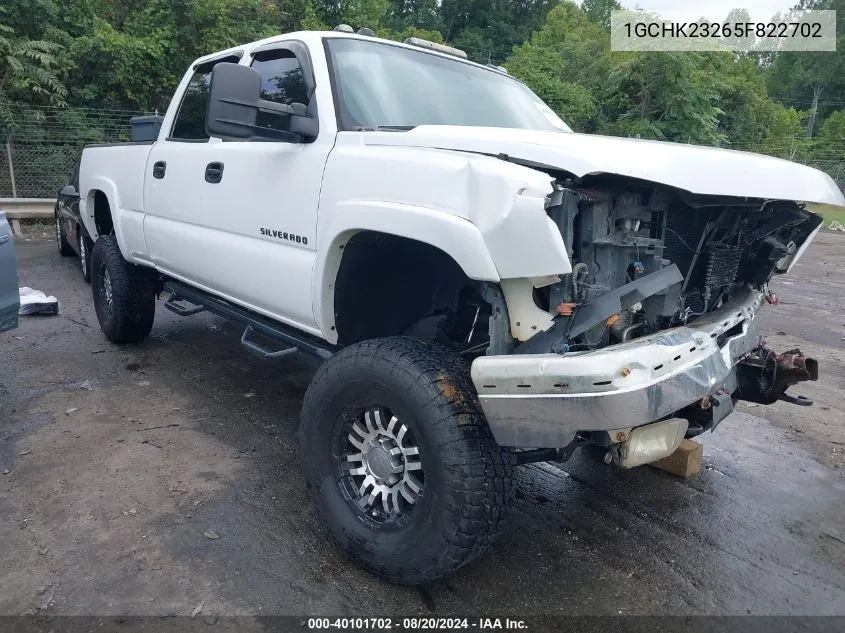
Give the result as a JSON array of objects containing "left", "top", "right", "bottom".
[{"left": 403, "top": 37, "right": 467, "bottom": 59}]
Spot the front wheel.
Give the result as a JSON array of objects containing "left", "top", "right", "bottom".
[
  {"left": 299, "top": 337, "right": 514, "bottom": 585},
  {"left": 55, "top": 207, "right": 74, "bottom": 256},
  {"left": 90, "top": 234, "right": 156, "bottom": 343}
]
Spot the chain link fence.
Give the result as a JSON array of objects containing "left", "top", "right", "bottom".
[
  {"left": 1, "top": 107, "right": 844, "bottom": 199},
  {"left": 1, "top": 105, "right": 147, "bottom": 198},
  {"left": 0, "top": 140, "right": 84, "bottom": 198}
]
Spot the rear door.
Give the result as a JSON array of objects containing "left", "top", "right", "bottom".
[
  {"left": 0, "top": 211, "right": 19, "bottom": 333},
  {"left": 143, "top": 53, "right": 242, "bottom": 280}
]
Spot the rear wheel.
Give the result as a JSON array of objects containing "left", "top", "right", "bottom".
[
  {"left": 91, "top": 234, "right": 156, "bottom": 343},
  {"left": 299, "top": 337, "right": 514, "bottom": 585},
  {"left": 55, "top": 207, "right": 74, "bottom": 256}
]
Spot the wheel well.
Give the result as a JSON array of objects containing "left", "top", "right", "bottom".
[
  {"left": 93, "top": 190, "right": 113, "bottom": 237},
  {"left": 334, "top": 232, "right": 489, "bottom": 348}
]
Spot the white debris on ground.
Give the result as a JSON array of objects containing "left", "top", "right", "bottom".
[
  {"left": 19, "top": 287, "right": 59, "bottom": 315},
  {"left": 827, "top": 220, "right": 845, "bottom": 232}
]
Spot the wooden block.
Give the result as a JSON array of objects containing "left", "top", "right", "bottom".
[{"left": 650, "top": 438, "right": 703, "bottom": 478}]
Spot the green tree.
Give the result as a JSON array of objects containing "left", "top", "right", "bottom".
[
  {"left": 299, "top": 1, "right": 330, "bottom": 30},
  {"left": 60, "top": 0, "right": 281, "bottom": 111},
  {"left": 582, "top": 0, "right": 620, "bottom": 30},
  {"left": 767, "top": 0, "right": 845, "bottom": 136},
  {"left": 602, "top": 52, "right": 725, "bottom": 144},
  {"left": 0, "top": 19, "right": 67, "bottom": 126},
  {"left": 815, "top": 110, "right": 845, "bottom": 151},
  {"left": 441, "top": 0, "right": 557, "bottom": 62},
  {"left": 385, "top": 0, "right": 440, "bottom": 32},
  {"left": 506, "top": 2, "right": 609, "bottom": 131},
  {"left": 339, "top": 0, "right": 388, "bottom": 29}
]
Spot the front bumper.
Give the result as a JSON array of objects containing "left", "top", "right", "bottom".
[{"left": 471, "top": 288, "right": 765, "bottom": 448}]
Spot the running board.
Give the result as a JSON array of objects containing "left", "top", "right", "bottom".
[{"left": 163, "top": 280, "right": 336, "bottom": 361}]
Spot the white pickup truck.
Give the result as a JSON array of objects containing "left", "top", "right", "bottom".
[{"left": 78, "top": 28, "right": 843, "bottom": 584}]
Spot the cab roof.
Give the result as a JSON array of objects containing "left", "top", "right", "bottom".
[{"left": 192, "top": 30, "right": 498, "bottom": 74}]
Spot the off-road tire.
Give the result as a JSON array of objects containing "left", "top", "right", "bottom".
[
  {"left": 91, "top": 234, "right": 156, "bottom": 343},
  {"left": 55, "top": 207, "right": 74, "bottom": 256},
  {"left": 299, "top": 336, "right": 514, "bottom": 585}
]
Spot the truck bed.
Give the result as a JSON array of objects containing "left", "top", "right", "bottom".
[{"left": 79, "top": 142, "right": 155, "bottom": 262}]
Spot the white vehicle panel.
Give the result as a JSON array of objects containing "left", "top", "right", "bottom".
[
  {"left": 194, "top": 139, "right": 332, "bottom": 328},
  {"left": 317, "top": 135, "right": 569, "bottom": 270},
  {"left": 79, "top": 143, "right": 153, "bottom": 260},
  {"left": 364, "top": 126, "right": 845, "bottom": 207},
  {"left": 143, "top": 142, "right": 210, "bottom": 268}
]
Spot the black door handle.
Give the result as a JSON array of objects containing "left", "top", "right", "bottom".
[
  {"left": 205, "top": 162, "right": 224, "bottom": 184},
  {"left": 152, "top": 161, "right": 166, "bottom": 179}
]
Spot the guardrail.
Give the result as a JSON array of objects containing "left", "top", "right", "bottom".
[
  {"left": 0, "top": 198, "right": 54, "bottom": 237},
  {"left": 0, "top": 198, "right": 54, "bottom": 219}
]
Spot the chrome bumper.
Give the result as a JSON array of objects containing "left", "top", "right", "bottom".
[{"left": 471, "top": 289, "right": 765, "bottom": 448}]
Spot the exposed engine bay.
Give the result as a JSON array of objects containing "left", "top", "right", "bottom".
[
  {"left": 515, "top": 178, "right": 823, "bottom": 354},
  {"left": 459, "top": 177, "right": 825, "bottom": 450}
]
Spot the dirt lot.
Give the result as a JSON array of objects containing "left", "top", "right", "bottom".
[{"left": 1, "top": 229, "right": 844, "bottom": 619}]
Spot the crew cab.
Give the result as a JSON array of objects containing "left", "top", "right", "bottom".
[{"left": 77, "top": 28, "right": 844, "bottom": 585}]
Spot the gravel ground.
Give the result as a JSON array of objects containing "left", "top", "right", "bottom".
[{"left": 1, "top": 230, "right": 844, "bottom": 619}]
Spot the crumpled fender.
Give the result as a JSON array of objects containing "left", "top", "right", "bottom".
[
  {"left": 460, "top": 157, "right": 572, "bottom": 279},
  {"left": 313, "top": 140, "right": 573, "bottom": 342}
]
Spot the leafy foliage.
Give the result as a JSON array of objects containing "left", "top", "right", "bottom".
[
  {"left": 767, "top": 0, "right": 845, "bottom": 137},
  {"left": 506, "top": 4, "right": 609, "bottom": 131},
  {"left": 0, "top": 19, "right": 66, "bottom": 128}
]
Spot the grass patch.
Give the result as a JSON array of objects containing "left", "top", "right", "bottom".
[
  {"left": 20, "top": 218, "right": 53, "bottom": 230},
  {"left": 806, "top": 203, "right": 845, "bottom": 226}
]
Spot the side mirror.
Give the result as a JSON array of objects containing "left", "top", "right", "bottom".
[
  {"left": 205, "top": 63, "right": 318, "bottom": 142},
  {"left": 59, "top": 185, "right": 79, "bottom": 198}
]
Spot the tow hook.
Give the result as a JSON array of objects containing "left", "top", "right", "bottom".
[{"left": 736, "top": 345, "right": 819, "bottom": 406}]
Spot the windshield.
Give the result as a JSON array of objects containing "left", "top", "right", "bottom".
[{"left": 325, "top": 38, "right": 572, "bottom": 133}]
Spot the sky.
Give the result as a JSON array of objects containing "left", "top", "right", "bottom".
[{"left": 616, "top": 1, "right": 801, "bottom": 23}]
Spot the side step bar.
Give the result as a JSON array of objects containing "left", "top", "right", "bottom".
[
  {"left": 240, "top": 325, "right": 298, "bottom": 360},
  {"left": 163, "top": 280, "right": 336, "bottom": 361}
]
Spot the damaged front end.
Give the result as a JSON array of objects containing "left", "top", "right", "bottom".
[
  {"left": 523, "top": 180, "right": 823, "bottom": 355},
  {"left": 471, "top": 178, "right": 821, "bottom": 459}
]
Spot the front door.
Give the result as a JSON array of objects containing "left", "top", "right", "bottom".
[{"left": 195, "top": 44, "right": 333, "bottom": 330}]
